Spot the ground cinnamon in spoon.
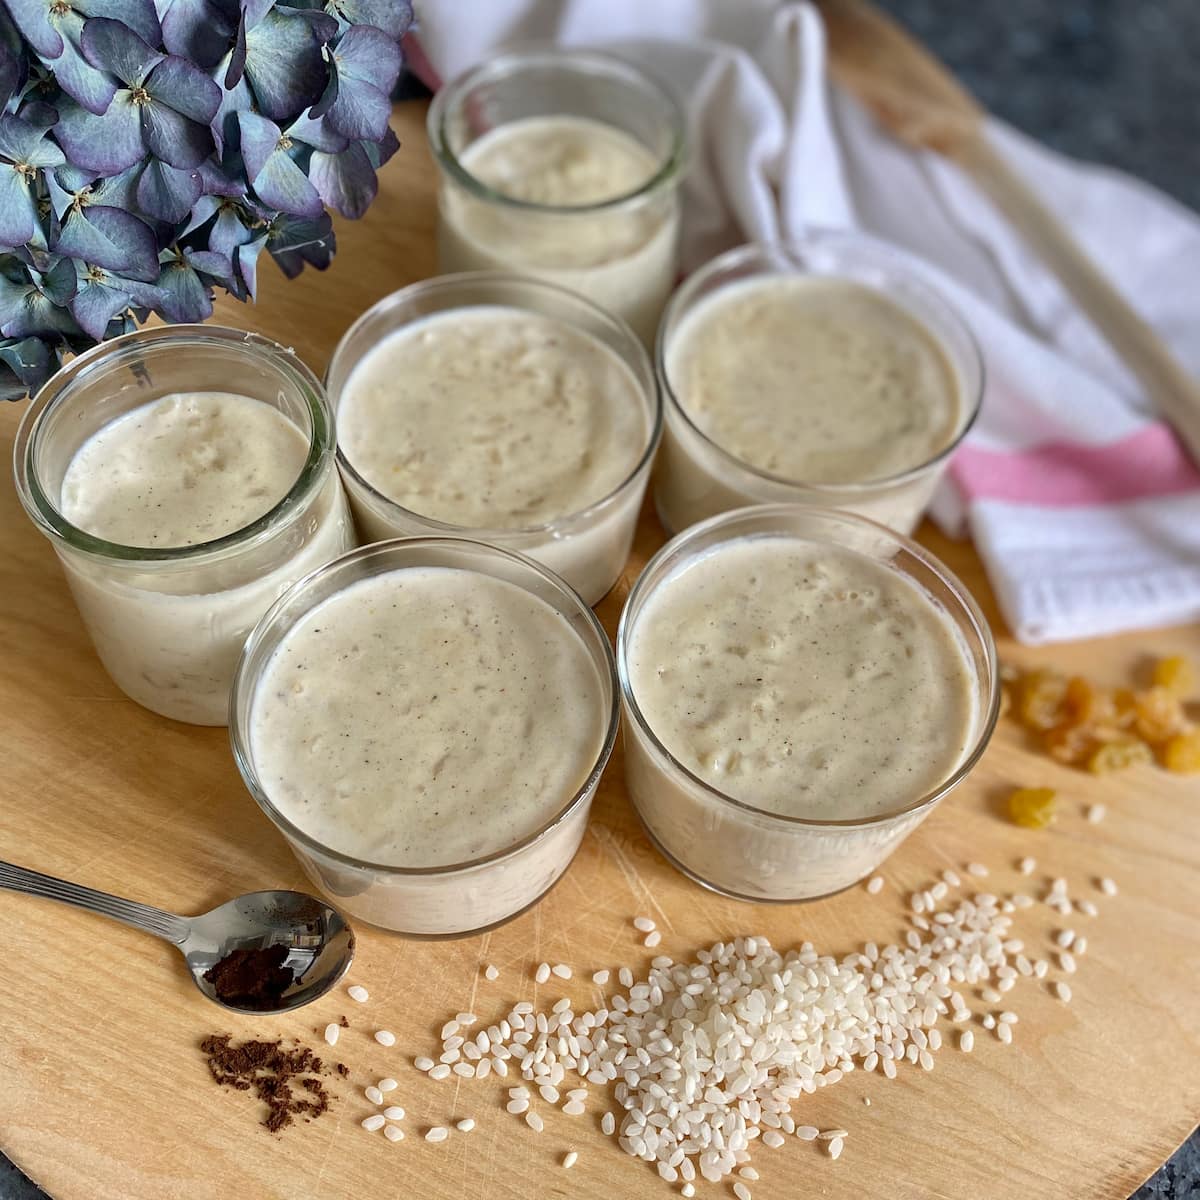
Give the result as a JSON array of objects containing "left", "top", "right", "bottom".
[
  {"left": 202, "top": 944, "right": 295, "bottom": 1010},
  {"left": 200, "top": 1034, "right": 339, "bottom": 1132}
]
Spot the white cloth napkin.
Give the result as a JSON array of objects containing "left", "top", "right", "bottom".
[{"left": 411, "top": 0, "right": 1200, "bottom": 643}]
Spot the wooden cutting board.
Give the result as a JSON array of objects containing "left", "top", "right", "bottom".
[{"left": 1, "top": 102, "right": 1197, "bottom": 1200}]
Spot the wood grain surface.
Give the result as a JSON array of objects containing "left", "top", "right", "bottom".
[{"left": 1, "top": 102, "right": 1197, "bottom": 1200}]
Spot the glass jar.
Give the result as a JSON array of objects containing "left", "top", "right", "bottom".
[
  {"left": 326, "top": 273, "right": 661, "bottom": 607},
  {"left": 654, "top": 236, "right": 985, "bottom": 535},
  {"left": 13, "top": 326, "right": 354, "bottom": 726},
  {"left": 617, "top": 505, "right": 1000, "bottom": 901},
  {"left": 230, "top": 538, "right": 619, "bottom": 937},
  {"left": 428, "top": 47, "right": 686, "bottom": 345}
]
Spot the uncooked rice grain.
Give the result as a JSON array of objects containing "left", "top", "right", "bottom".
[
  {"left": 1055, "top": 981, "right": 1073, "bottom": 1003},
  {"left": 828, "top": 1136, "right": 845, "bottom": 1160},
  {"left": 602, "top": 1112, "right": 616, "bottom": 1136},
  {"left": 967, "top": 862, "right": 989, "bottom": 877},
  {"left": 867, "top": 875, "right": 884, "bottom": 894},
  {"left": 535, "top": 963, "right": 551, "bottom": 984},
  {"left": 644, "top": 931, "right": 662, "bottom": 949},
  {"left": 347, "top": 985, "right": 369, "bottom": 1003},
  {"left": 593, "top": 970, "right": 610, "bottom": 986},
  {"left": 383, "top": 1106, "right": 405, "bottom": 1120},
  {"left": 456, "top": 1118, "right": 475, "bottom": 1132},
  {"left": 361, "top": 1115, "right": 385, "bottom": 1132},
  {"left": 1018, "top": 857, "right": 1036, "bottom": 875},
  {"left": 485, "top": 964, "right": 500, "bottom": 981},
  {"left": 1086, "top": 804, "right": 1106, "bottom": 824},
  {"left": 378, "top": 1078, "right": 398, "bottom": 1093},
  {"left": 552, "top": 964, "right": 572, "bottom": 979},
  {"left": 1099, "top": 877, "right": 1118, "bottom": 896},
  {"left": 425, "top": 1127, "right": 449, "bottom": 1143},
  {"left": 960, "top": 1030, "right": 974, "bottom": 1052},
  {"left": 384, "top": 1124, "right": 403, "bottom": 1142},
  {"left": 364, "top": 1086, "right": 384, "bottom": 1105},
  {"left": 563, "top": 1151, "right": 578, "bottom": 1169},
  {"left": 414, "top": 1056, "right": 434, "bottom": 1072},
  {"left": 374, "top": 1030, "right": 396, "bottom": 1047},
  {"left": 323, "top": 1023, "right": 339, "bottom": 1046},
  {"left": 734, "top": 1183, "right": 752, "bottom": 1200},
  {"left": 525, "top": 1111, "right": 544, "bottom": 1133},
  {"left": 633, "top": 917, "right": 656, "bottom": 933}
]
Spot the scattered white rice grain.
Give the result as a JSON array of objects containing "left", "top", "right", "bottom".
[
  {"left": 633, "top": 916, "right": 656, "bottom": 933},
  {"left": 378, "top": 1077, "right": 398, "bottom": 1093},
  {"left": 739, "top": 1167, "right": 760, "bottom": 1181},
  {"left": 383, "top": 1124, "right": 403, "bottom": 1142},
  {"left": 456, "top": 1118, "right": 475, "bottom": 1133},
  {"left": 1033, "top": 959, "right": 1049, "bottom": 979},
  {"left": 364, "top": 1086, "right": 384, "bottom": 1105},
  {"left": 1098, "top": 877, "right": 1118, "bottom": 897},
  {"left": 563, "top": 1100, "right": 586, "bottom": 1116},
  {"left": 562, "top": 1150, "right": 578, "bottom": 1169},
  {"left": 999, "top": 1011, "right": 1018, "bottom": 1025},
  {"left": 967, "top": 862, "right": 989, "bottom": 878},
  {"left": 347, "top": 985, "right": 369, "bottom": 1003},
  {"left": 323, "top": 1023, "right": 339, "bottom": 1046},
  {"left": 796, "top": 1125, "right": 819, "bottom": 1141},
  {"left": 429, "top": 1064, "right": 451, "bottom": 1080},
  {"left": 1086, "top": 804, "right": 1106, "bottom": 824},
  {"left": 506, "top": 1099, "right": 529, "bottom": 1115},
  {"left": 1077, "top": 898, "right": 1100, "bottom": 917},
  {"left": 997, "top": 1022, "right": 1013, "bottom": 1044},
  {"left": 383, "top": 1106, "right": 405, "bottom": 1120},
  {"left": 1059, "top": 951, "right": 1077, "bottom": 974},
  {"left": 361, "top": 1114, "right": 385, "bottom": 1132},
  {"left": 552, "top": 963, "right": 572, "bottom": 979},
  {"left": 942, "top": 868, "right": 961, "bottom": 887},
  {"left": 1074, "top": 935, "right": 1088, "bottom": 955},
  {"left": 644, "top": 931, "right": 662, "bottom": 949},
  {"left": 592, "top": 969, "right": 610, "bottom": 986},
  {"left": 601, "top": 1112, "right": 616, "bottom": 1136},
  {"left": 682, "top": 1186, "right": 695, "bottom": 1198},
  {"left": 535, "top": 963, "right": 551, "bottom": 984},
  {"left": 425, "top": 1127, "right": 449, "bottom": 1143},
  {"left": 1018, "top": 857, "right": 1036, "bottom": 875},
  {"left": 863, "top": 1097, "right": 871, "bottom": 1106},
  {"left": 525, "top": 1111, "right": 544, "bottom": 1133},
  {"left": 484, "top": 964, "right": 500, "bottom": 981},
  {"left": 1055, "top": 981, "right": 1073, "bottom": 1003},
  {"left": 1056, "top": 929, "right": 1076, "bottom": 949},
  {"left": 618, "top": 966, "right": 633, "bottom": 988},
  {"left": 414, "top": 1056, "right": 434, "bottom": 1072},
  {"left": 981, "top": 986, "right": 1002, "bottom": 1004},
  {"left": 828, "top": 1136, "right": 845, "bottom": 1160},
  {"left": 982, "top": 1014, "right": 996, "bottom": 1030},
  {"left": 960, "top": 1030, "right": 975, "bottom": 1052},
  {"left": 453, "top": 1063, "right": 475, "bottom": 1078},
  {"left": 762, "top": 1131, "right": 785, "bottom": 1149},
  {"left": 866, "top": 875, "right": 884, "bottom": 894},
  {"left": 734, "top": 1183, "right": 752, "bottom": 1200},
  {"left": 374, "top": 1029, "right": 396, "bottom": 1047},
  {"left": 818, "top": 1129, "right": 848, "bottom": 1140},
  {"left": 456, "top": 1012, "right": 477, "bottom": 1025}
]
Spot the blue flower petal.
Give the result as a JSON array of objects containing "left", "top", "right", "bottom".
[
  {"left": 77, "top": 0, "right": 162, "bottom": 49},
  {"left": 53, "top": 205, "right": 159, "bottom": 281},
  {"left": 39, "top": 256, "right": 78, "bottom": 304},
  {"left": 266, "top": 210, "right": 333, "bottom": 277},
  {"left": 0, "top": 335, "right": 51, "bottom": 396},
  {"left": 54, "top": 93, "right": 144, "bottom": 173},
  {"left": 286, "top": 110, "right": 349, "bottom": 153},
  {"left": 179, "top": 193, "right": 222, "bottom": 238},
  {"left": 333, "top": 24, "right": 401, "bottom": 91},
  {"left": 326, "top": 0, "right": 412, "bottom": 41},
  {"left": 209, "top": 64, "right": 253, "bottom": 158},
  {"left": 141, "top": 100, "right": 213, "bottom": 169},
  {"left": 145, "top": 54, "right": 221, "bottom": 123},
  {"left": 243, "top": 9, "right": 329, "bottom": 121},
  {"left": 80, "top": 17, "right": 163, "bottom": 87},
  {"left": 207, "top": 205, "right": 254, "bottom": 257},
  {"left": 159, "top": 0, "right": 237, "bottom": 67},
  {"left": 251, "top": 144, "right": 323, "bottom": 217},
  {"left": 51, "top": 11, "right": 119, "bottom": 115},
  {"left": 4, "top": 0, "right": 64, "bottom": 60},
  {"left": 0, "top": 114, "right": 64, "bottom": 166},
  {"left": 70, "top": 273, "right": 135, "bottom": 340},
  {"left": 155, "top": 257, "right": 212, "bottom": 322},
  {"left": 308, "top": 140, "right": 375, "bottom": 218},
  {"left": 236, "top": 109, "right": 280, "bottom": 182},
  {"left": 0, "top": 165, "right": 37, "bottom": 247},
  {"left": 235, "top": 231, "right": 268, "bottom": 300},
  {"left": 136, "top": 157, "right": 203, "bottom": 222}
]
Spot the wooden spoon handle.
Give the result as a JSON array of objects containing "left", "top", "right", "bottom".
[{"left": 959, "top": 134, "right": 1200, "bottom": 464}]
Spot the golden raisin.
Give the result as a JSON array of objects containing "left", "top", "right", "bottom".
[
  {"left": 1042, "top": 723, "right": 1094, "bottom": 766},
  {"left": 1016, "top": 669, "right": 1068, "bottom": 732},
  {"left": 1008, "top": 787, "right": 1057, "bottom": 829},
  {"left": 1085, "top": 738, "right": 1153, "bottom": 774},
  {"left": 1110, "top": 688, "right": 1139, "bottom": 730},
  {"left": 1133, "top": 686, "right": 1189, "bottom": 745},
  {"left": 1152, "top": 654, "right": 1196, "bottom": 698},
  {"left": 1162, "top": 729, "right": 1200, "bottom": 773}
]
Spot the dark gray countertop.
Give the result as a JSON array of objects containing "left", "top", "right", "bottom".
[{"left": 3, "top": 2, "right": 1197, "bottom": 1197}]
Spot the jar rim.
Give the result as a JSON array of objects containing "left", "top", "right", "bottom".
[
  {"left": 325, "top": 271, "right": 663, "bottom": 541},
  {"left": 616, "top": 503, "right": 1001, "bottom": 830},
  {"left": 655, "top": 234, "right": 987, "bottom": 495},
  {"left": 427, "top": 46, "right": 688, "bottom": 216},
  {"left": 13, "top": 325, "right": 335, "bottom": 567},
  {"left": 228, "top": 536, "right": 621, "bottom": 878}
]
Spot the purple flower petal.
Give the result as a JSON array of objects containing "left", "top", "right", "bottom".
[
  {"left": 159, "top": 0, "right": 236, "bottom": 67},
  {"left": 53, "top": 205, "right": 159, "bottom": 281},
  {"left": 70, "top": 273, "right": 134, "bottom": 340},
  {"left": 179, "top": 193, "right": 222, "bottom": 238},
  {"left": 0, "top": 165, "right": 37, "bottom": 247},
  {"left": 51, "top": 11, "right": 119, "bottom": 115},
  {"left": 250, "top": 144, "right": 323, "bottom": 217},
  {"left": 235, "top": 231, "right": 268, "bottom": 300},
  {"left": 0, "top": 278, "right": 81, "bottom": 339},
  {"left": 155, "top": 257, "right": 212, "bottom": 322},
  {"left": 0, "top": 335, "right": 51, "bottom": 395},
  {"left": 334, "top": 24, "right": 402, "bottom": 91},
  {"left": 327, "top": 0, "right": 412, "bottom": 41},
  {"left": 80, "top": 17, "right": 163, "bottom": 86},
  {"left": 243, "top": 9, "right": 328, "bottom": 120},
  {"left": 87, "top": 160, "right": 141, "bottom": 209},
  {"left": 285, "top": 110, "right": 349, "bottom": 154},
  {"left": 4, "top": 0, "right": 64, "bottom": 60},
  {"left": 209, "top": 65, "right": 253, "bottom": 158},
  {"left": 77, "top": 0, "right": 162, "bottom": 49},
  {"left": 308, "top": 141, "right": 375, "bottom": 219},
  {"left": 196, "top": 153, "right": 247, "bottom": 198},
  {"left": 54, "top": 93, "right": 144, "bottom": 173},
  {"left": 141, "top": 100, "right": 213, "bottom": 169},
  {"left": 0, "top": 114, "right": 66, "bottom": 167},
  {"left": 39, "top": 256, "right": 78, "bottom": 304},
  {"left": 223, "top": 9, "right": 248, "bottom": 88},
  {"left": 364, "top": 124, "right": 399, "bottom": 168},
  {"left": 145, "top": 54, "right": 221, "bottom": 123},
  {"left": 136, "top": 157, "right": 203, "bottom": 222},
  {"left": 207, "top": 205, "right": 254, "bottom": 257},
  {"left": 236, "top": 109, "right": 280, "bottom": 182}
]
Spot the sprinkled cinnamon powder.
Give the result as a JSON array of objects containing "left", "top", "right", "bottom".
[{"left": 200, "top": 1034, "right": 335, "bottom": 1132}]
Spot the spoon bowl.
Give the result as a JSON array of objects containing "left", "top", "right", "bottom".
[{"left": 0, "top": 860, "right": 355, "bottom": 1015}]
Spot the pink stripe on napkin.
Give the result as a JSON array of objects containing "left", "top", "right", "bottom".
[{"left": 949, "top": 423, "right": 1200, "bottom": 507}]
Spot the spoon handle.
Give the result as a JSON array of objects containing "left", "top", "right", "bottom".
[{"left": 0, "top": 859, "right": 191, "bottom": 945}]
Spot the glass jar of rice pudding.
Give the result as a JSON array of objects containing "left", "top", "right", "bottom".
[
  {"left": 14, "top": 326, "right": 354, "bottom": 725},
  {"left": 326, "top": 273, "right": 660, "bottom": 606},
  {"left": 428, "top": 48, "right": 686, "bottom": 345},
  {"left": 617, "top": 505, "right": 999, "bottom": 901},
  {"left": 230, "top": 538, "right": 619, "bottom": 936},
  {"left": 655, "top": 235, "right": 984, "bottom": 535}
]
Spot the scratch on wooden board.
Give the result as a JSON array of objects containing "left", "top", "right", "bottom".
[
  {"left": 450, "top": 933, "right": 491, "bottom": 1110},
  {"left": 589, "top": 824, "right": 675, "bottom": 932}
]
